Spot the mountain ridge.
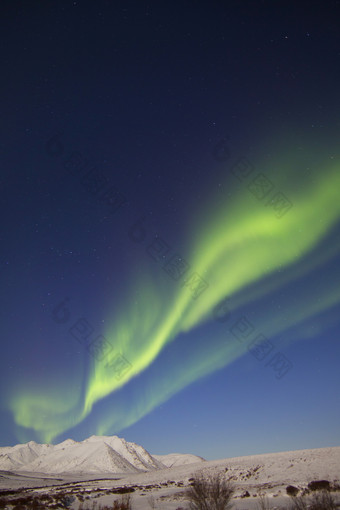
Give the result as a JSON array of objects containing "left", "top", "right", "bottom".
[{"left": 0, "top": 435, "right": 204, "bottom": 474}]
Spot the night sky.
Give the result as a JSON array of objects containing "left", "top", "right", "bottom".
[{"left": 1, "top": 1, "right": 340, "bottom": 461}]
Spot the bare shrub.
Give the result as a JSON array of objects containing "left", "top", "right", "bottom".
[
  {"left": 308, "top": 480, "right": 330, "bottom": 491},
  {"left": 290, "top": 493, "right": 308, "bottom": 510},
  {"left": 256, "top": 492, "right": 271, "bottom": 510},
  {"left": 185, "top": 471, "right": 234, "bottom": 510},
  {"left": 309, "top": 490, "right": 337, "bottom": 510},
  {"left": 112, "top": 494, "right": 132, "bottom": 510},
  {"left": 290, "top": 490, "right": 337, "bottom": 510},
  {"left": 286, "top": 485, "right": 299, "bottom": 497},
  {"left": 147, "top": 494, "right": 156, "bottom": 509}
]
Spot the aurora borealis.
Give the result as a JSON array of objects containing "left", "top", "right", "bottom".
[{"left": 1, "top": 2, "right": 340, "bottom": 459}]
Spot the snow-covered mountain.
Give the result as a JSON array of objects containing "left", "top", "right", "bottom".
[
  {"left": 0, "top": 435, "right": 203, "bottom": 475},
  {"left": 153, "top": 453, "right": 205, "bottom": 467}
]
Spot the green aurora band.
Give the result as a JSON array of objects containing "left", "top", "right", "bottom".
[{"left": 9, "top": 143, "right": 340, "bottom": 443}]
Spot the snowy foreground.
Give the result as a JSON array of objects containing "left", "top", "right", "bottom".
[{"left": 0, "top": 436, "right": 339, "bottom": 509}]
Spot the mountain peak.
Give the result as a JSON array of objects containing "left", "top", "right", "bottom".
[
  {"left": 83, "top": 434, "right": 121, "bottom": 442},
  {"left": 56, "top": 439, "right": 78, "bottom": 448}
]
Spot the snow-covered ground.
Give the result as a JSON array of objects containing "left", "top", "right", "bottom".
[{"left": 0, "top": 437, "right": 339, "bottom": 509}]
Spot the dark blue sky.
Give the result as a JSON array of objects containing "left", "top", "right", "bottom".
[{"left": 1, "top": 1, "right": 340, "bottom": 460}]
